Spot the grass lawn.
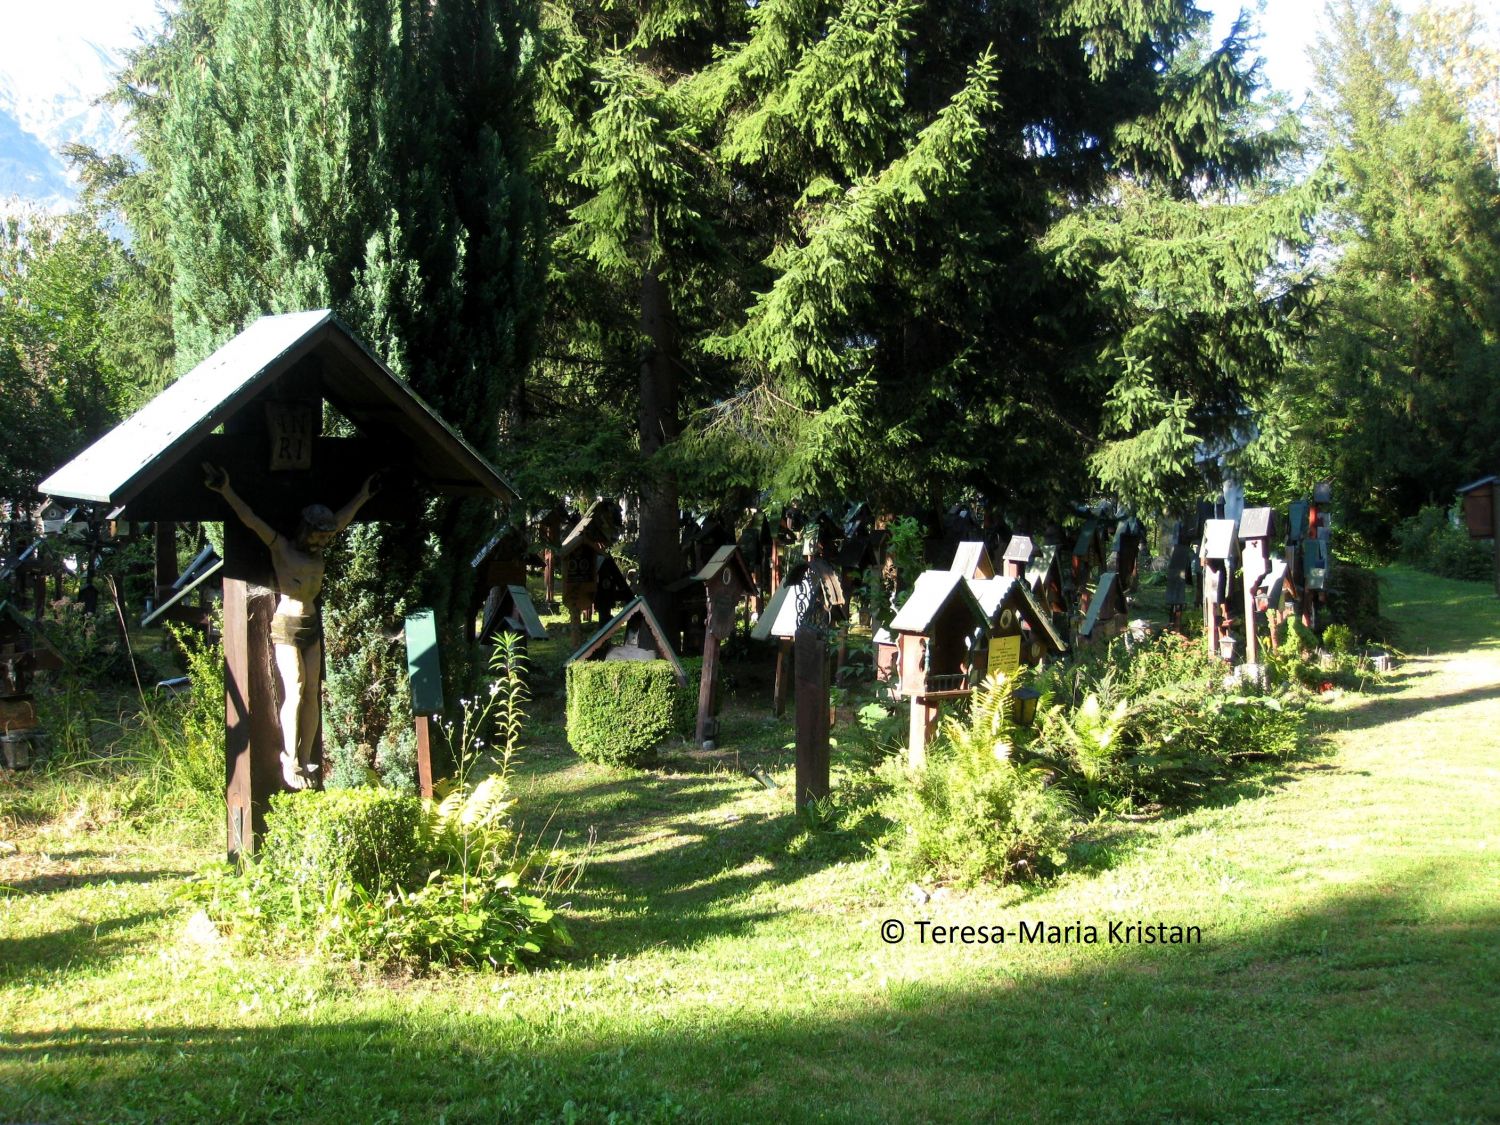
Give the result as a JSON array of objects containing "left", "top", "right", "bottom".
[{"left": 3, "top": 565, "right": 1498, "bottom": 1122}]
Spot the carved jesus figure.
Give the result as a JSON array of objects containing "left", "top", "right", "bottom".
[{"left": 203, "top": 463, "right": 378, "bottom": 789}]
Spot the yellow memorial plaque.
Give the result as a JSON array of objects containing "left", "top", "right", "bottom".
[{"left": 988, "top": 633, "right": 1022, "bottom": 676}]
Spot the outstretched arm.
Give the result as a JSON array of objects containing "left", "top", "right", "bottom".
[
  {"left": 203, "top": 462, "right": 277, "bottom": 547},
  {"left": 332, "top": 473, "right": 381, "bottom": 534}
]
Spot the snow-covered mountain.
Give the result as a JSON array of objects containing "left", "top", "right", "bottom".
[{"left": 0, "top": 5, "right": 164, "bottom": 213}]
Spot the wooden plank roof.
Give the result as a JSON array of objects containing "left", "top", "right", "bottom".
[
  {"left": 1201, "top": 519, "right": 1238, "bottom": 561},
  {"left": 889, "top": 569, "right": 988, "bottom": 635},
  {"left": 1238, "top": 507, "right": 1275, "bottom": 541},
  {"left": 750, "top": 584, "right": 798, "bottom": 641},
  {"left": 949, "top": 541, "right": 994, "bottom": 579},
  {"left": 39, "top": 310, "right": 516, "bottom": 508},
  {"left": 694, "top": 544, "right": 756, "bottom": 589},
  {"left": 965, "top": 576, "right": 1066, "bottom": 653},
  {"left": 480, "top": 585, "right": 549, "bottom": 641},
  {"left": 1001, "top": 534, "right": 1035, "bottom": 564}
]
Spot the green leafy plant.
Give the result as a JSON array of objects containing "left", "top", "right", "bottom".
[
  {"left": 881, "top": 677, "right": 1077, "bottom": 886},
  {"left": 189, "top": 634, "right": 576, "bottom": 972}
]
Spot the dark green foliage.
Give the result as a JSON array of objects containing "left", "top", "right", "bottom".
[
  {"left": 259, "top": 788, "right": 430, "bottom": 899},
  {"left": 0, "top": 209, "right": 147, "bottom": 500},
  {"left": 565, "top": 660, "right": 695, "bottom": 767},
  {"left": 1395, "top": 505, "right": 1492, "bottom": 582},
  {"left": 1327, "top": 558, "right": 1389, "bottom": 642},
  {"left": 1262, "top": 0, "right": 1500, "bottom": 542}
]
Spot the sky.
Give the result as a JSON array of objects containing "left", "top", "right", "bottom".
[{"left": 0, "top": 0, "right": 1330, "bottom": 125}]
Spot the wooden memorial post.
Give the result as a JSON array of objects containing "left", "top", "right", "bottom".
[
  {"left": 750, "top": 583, "right": 798, "bottom": 716},
  {"left": 890, "top": 570, "right": 990, "bottom": 770},
  {"left": 693, "top": 545, "right": 755, "bottom": 748},
  {"left": 1237, "top": 508, "right": 1275, "bottom": 668},
  {"left": 1000, "top": 534, "right": 1035, "bottom": 580},
  {"left": 38, "top": 311, "right": 517, "bottom": 861},
  {"left": 788, "top": 559, "right": 843, "bottom": 810},
  {"left": 405, "top": 609, "right": 442, "bottom": 799},
  {"left": 1200, "top": 519, "right": 1238, "bottom": 661}
]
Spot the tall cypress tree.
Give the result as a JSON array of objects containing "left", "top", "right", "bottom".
[{"left": 122, "top": 0, "right": 542, "bottom": 778}]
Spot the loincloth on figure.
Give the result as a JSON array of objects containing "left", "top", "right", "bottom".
[{"left": 270, "top": 611, "right": 322, "bottom": 648}]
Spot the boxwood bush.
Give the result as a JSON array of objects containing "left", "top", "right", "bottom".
[
  {"left": 259, "top": 788, "right": 429, "bottom": 897},
  {"left": 566, "top": 659, "right": 696, "bottom": 767}
]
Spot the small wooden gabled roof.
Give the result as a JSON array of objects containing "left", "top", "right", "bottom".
[
  {"left": 966, "top": 576, "right": 1066, "bottom": 654},
  {"left": 1025, "top": 543, "right": 1060, "bottom": 586},
  {"left": 750, "top": 584, "right": 798, "bottom": 641},
  {"left": 1001, "top": 534, "right": 1035, "bottom": 565},
  {"left": 1458, "top": 475, "right": 1499, "bottom": 494},
  {"left": 949, "top": 541, "right": 995, "bottom": 580},
  {"left": 566, "top": 595, "right": 686, "bottom": 682},
  {"left": 1201, "top": 519, "right": 1238, "bottom": 561},
  {"left": 1238, "top": 507, "right": 1275, "bottom": 541},
  {"left": 694, "top": 544, "right": 756, "bottom": 590},
  {"left": 479, "top": 584, "right": 548, "bottom": 642},
  {"left": 1078, "top": 570, "right": 1127, "bottom": 639},
  {"left": 889, "top": 569, "right": 989, "bottom": 635},
  {"left": 39, "top": 310, "right": 516, "bottom": 511}
]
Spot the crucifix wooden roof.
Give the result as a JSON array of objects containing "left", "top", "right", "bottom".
[{"left": 38, "top": 310, "right": 517, "bottom": 518}]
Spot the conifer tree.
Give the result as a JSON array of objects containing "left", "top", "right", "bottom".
[
  {"left": 120, "top": 0, "right": 542, "bottom": 777},
  {"left": 1269, "top": 0, "right": 1500, "bottom": 538}
]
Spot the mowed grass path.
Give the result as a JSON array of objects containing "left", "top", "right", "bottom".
[{"left": 2, "top": 565, "right": 1498, "bottom": 1122}]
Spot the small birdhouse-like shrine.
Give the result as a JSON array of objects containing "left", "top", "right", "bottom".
[
  {"left": 967, "top": 576, "right": 1067, "bottom": 676},
  {"left": 1199, "top": 518, "right": 1238, "bottom": 657},
  {"left": 1164, "top": 542, "right": 1197, "bottom": 630},
  {"left": 889, "top": 570, "right": 991, "bottom": 767},
  {"left": 38, "top": 310, "right": 516, "bottom": 859},
  {"left": 1024, "top": 543, "right": 1067, "bottom": 622},
  {"left": 1237, "top": 508, "right": 1276, "bottom": 665},
  {"left": 751, "top": 560, "right": 844, "bottom": 717},
  {"left": 1077, "top": 570, "right": 1127, "bottom": 644},
  {"left": 469, "top": 522, "right": 529, "bottom": 642},
  {"left": 1000, "top": 534, "right": 1035, "bottom": 580},
  {"left": 559, "top": 500, "right": 622, "bottom": 642},
  {"left": 478, "top": 584, "right": 549, "bottom": 647},
  {"left": 692, "top": 544, "right": 757, "bottom": 746}
]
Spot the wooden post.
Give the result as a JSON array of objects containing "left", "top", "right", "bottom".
[
  {"left": 405, "top": 609, "right": 443, "bottom": 796},
  {"left": 154, "top": 521, "right": 177, "bottom": 604},
  {"left": 793, "top": 624, "right": 829, "bottom": 810},
  {"left": 696, "top": 605, "right": 721, "bottom": 749},
  {"left": 1204, "top": 577, "right": 1221, "bottom": 659},
  {"left": 223, "top": 574, "right": 281, "bottom": 863},
  {"left": 907, "top": 696, "right": 937, "bottom": 770},
  {"left": 414, "top": 714, "right": 435, "bottom": 798},
  {"left": 543, "top": 547, "right": 556, "bottom": 608},
  {"left": 773, "top": 638, "right": 792, "bottom": 717},
  {"left": 1242, "top": 546, "right": 1264, "bottom": 668}
]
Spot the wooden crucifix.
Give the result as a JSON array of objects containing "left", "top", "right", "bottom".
[{"left": 39, "top": 311, "right": 517, "bottom": 861}]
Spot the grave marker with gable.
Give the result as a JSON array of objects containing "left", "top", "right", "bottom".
[{"left": 38, "top": 310, "right": 516, "bottom": 859}]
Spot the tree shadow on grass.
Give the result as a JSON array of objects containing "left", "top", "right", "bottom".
[
  {"left": 0, "top": 909, "right": 168, "bottom": 983},
  {"left": 1315, "top": 680, "right": 1500, "bottom": 734},
  {"left": 0, "top": 868, "right": 192, "bottom": 896},
  {"left": 4, "top": 866, "right": 1496, "bottom": 1123}
]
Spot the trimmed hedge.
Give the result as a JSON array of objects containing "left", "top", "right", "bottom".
[
  {"left": 260, "top": 788, "right": 428, "bottom": 897},
  {"left": 566, "top": 659, "right": 696, "bottom": 767}
]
